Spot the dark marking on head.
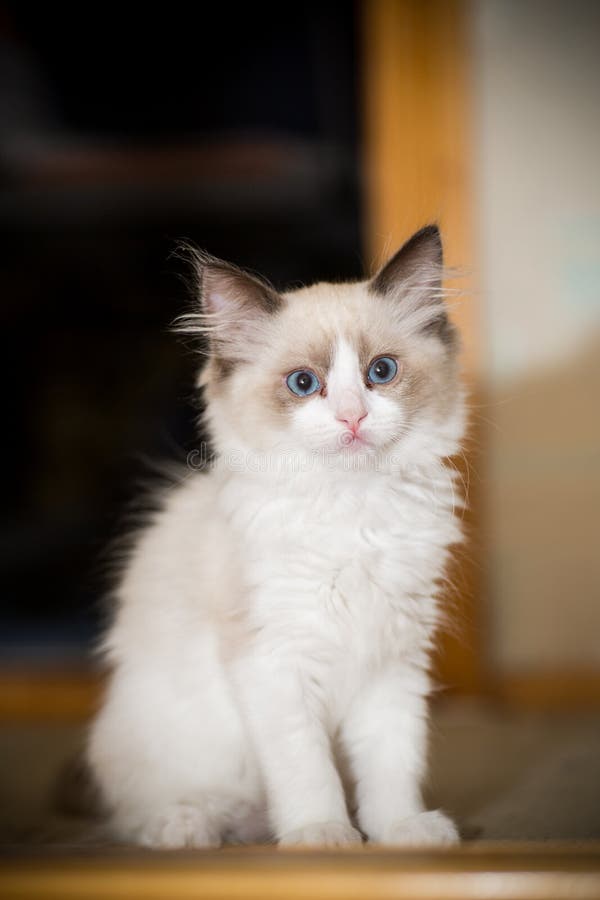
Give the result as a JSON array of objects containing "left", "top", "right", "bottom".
[
  {"left": 422, "top": 311, "right": 458, "bottom": 348},
  {"left": 267, "top": 334, "right": 336, "bottom": 418},
  {"left": 213, "top": 356, "right": 237, "bottom": 379},
  {"left": 301, "top": 340, "right": 334, "bottom": 380},
  {"left": 270, "top": 378, "right": 299, "bottom": 416}
]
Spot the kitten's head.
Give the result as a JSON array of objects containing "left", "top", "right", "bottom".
[{"left": 180, "top": 226, "right": 465, "bottom": 469}]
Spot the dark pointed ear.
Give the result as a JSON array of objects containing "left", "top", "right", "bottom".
[
  {"left": 371, "top": 225, "right": 442, "bottom": 296},
  {"left": 175, "top": 247, "right": 282, "bottom": 369},
  {"left": 370, "top": 225, "right": 454, "bottom": 344}
]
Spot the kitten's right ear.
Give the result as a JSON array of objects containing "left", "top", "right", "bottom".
[
  {"left": 200, "top": 255, "right": 281, "bottom": 319},
  {"left": 174, "top": 246, "right": 282, "bottom": 364}
]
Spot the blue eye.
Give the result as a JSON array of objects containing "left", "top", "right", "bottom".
[
  {"left": 286, "top": 369, "right": 321, "bottom": 397},
  {"left": 367, "top": 356, "right": 398, "bottom": 385}
]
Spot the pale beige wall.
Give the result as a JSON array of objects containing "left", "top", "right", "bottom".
[{"left": 474, "top": 0, "right": 600, "bottom": 671}]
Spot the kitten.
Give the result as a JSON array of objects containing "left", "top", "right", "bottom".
[{"left": 87, "top": 225, "right": 465, "bottom": 848}]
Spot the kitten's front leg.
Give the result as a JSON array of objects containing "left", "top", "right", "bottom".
[
  {"left": 341, "top": 668, "right": 459, "bottom": 846},
  {"left": 234, "top": 646, "right": 362, "bottom": 847}
]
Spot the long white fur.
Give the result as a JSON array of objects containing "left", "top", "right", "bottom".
[{"left": 88, "top": 236, "right": 466, "bottom": 848}]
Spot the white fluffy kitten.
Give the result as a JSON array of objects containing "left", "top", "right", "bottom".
[{"left": 88, "top": 225, "right": 465, "bottom": 848}]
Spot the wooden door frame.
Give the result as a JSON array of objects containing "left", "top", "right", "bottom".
[{"left": 361, "top": 0, "right": 482, "bottom": 694}]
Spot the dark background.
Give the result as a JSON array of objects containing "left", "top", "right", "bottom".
[{"left": 0, "top": 3, "right": 363, "bottom": 662}]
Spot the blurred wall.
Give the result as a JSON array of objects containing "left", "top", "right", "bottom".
[
  {"left": 475, "top": 0, "right": 600, "bottom": 672},
  {"left": 0, "top": 4, "right": 362, "bottom": 663}
]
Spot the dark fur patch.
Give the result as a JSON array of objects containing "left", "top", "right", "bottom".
[
  {"left": 268, "top": 336, "right": 335, "bottom": 417},
  {"left": 213, "top": 356, "right": 237, "bottom": 379},
  {"left": 422, "top": 311, "right": 458, "bottom": 348}
]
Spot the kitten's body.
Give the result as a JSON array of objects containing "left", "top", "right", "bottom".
[{"left": 88, "top": 228, "right": 466, "bottom": 847}]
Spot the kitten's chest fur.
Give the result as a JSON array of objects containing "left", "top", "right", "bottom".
[{"left": 219, "top": 463, "right": 460, "bottom": 672}]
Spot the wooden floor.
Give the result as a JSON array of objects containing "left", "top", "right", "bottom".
[
  {"left": 3, "top": 844, "right": 600, "bottom": 900},
  {"left": 2, "top": 701, "right": 600, "bottom": 898}
]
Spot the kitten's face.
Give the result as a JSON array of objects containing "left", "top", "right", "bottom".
[{"left": 187, "top": 227, "right": 464, "bottom": 468}]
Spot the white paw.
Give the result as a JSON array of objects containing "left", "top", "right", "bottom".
[
  {"left": 378, "top": 810, "right": 459, "bottom": 847},
  {"left": 279, "top": 822, "right": 363, "bottom": 847},
  {"left": 134, "top": 803, "right": 221, "bottom": 849}
]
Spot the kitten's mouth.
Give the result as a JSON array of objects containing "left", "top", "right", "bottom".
[{"left": 339, "top": 431, "right": 372, "bottom": 451}]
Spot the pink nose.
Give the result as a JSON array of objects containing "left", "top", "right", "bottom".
[{"left": 337, "top": 412, "right": 367, "bottom": 434}]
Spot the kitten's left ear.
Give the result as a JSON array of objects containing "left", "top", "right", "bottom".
[
  {"left": 199, "top": 255, "right": 282, "bottom": 320},
  {"left": 370, "top": 225, "right": 454, "bottom": 343}
]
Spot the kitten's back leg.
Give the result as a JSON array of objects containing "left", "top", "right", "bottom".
[
  {"left": 124, "top": 803, "right": 221, "bottom": 849},
  {"left": 88, "top": 650, "right": 264, "bottom": 848}
]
